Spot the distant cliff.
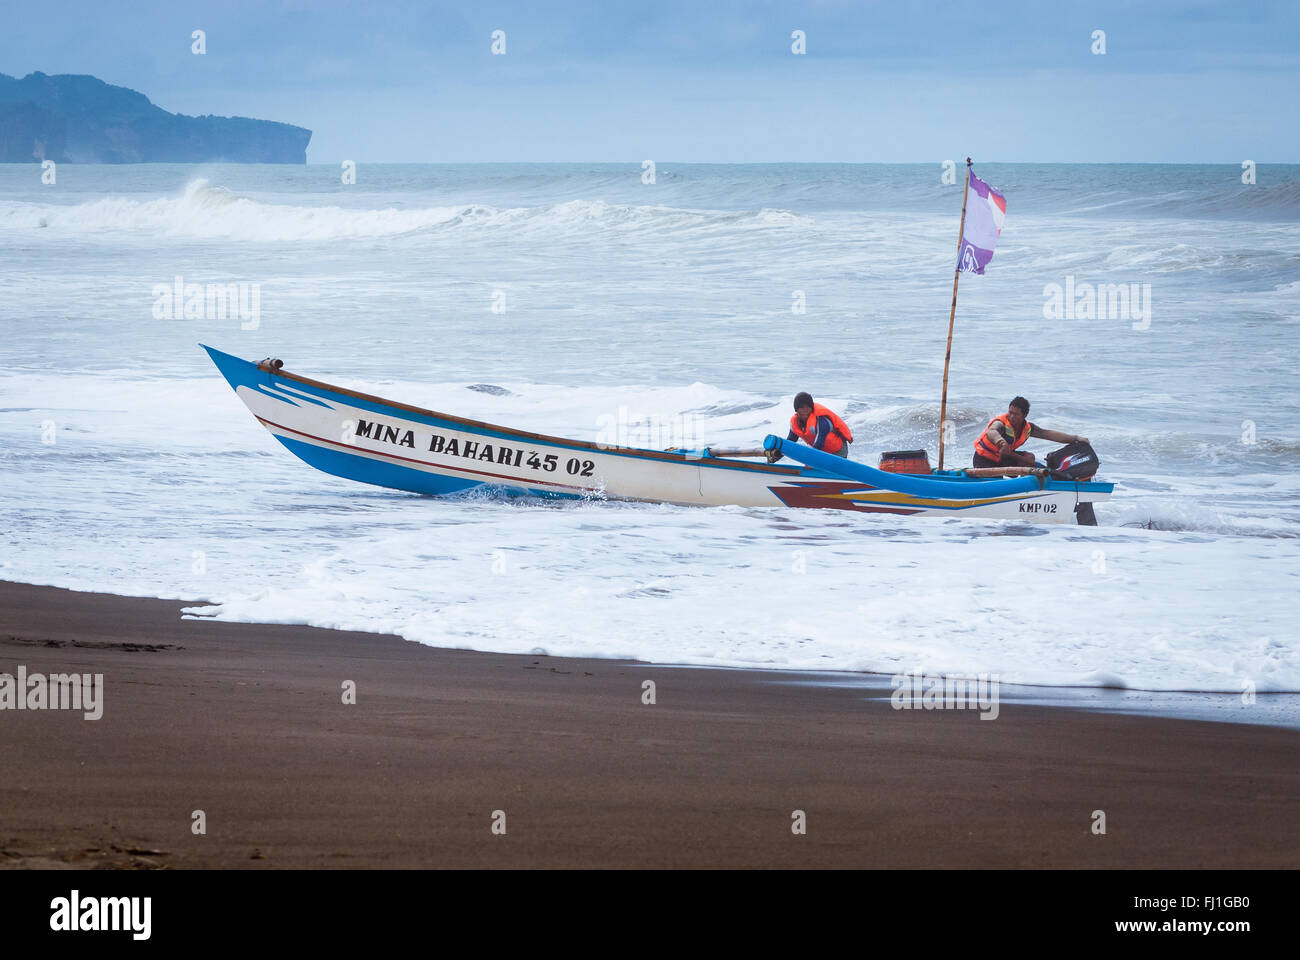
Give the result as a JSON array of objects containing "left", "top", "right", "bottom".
[{"left": 0, "top": 72, "right": 311, "bottom": 163}]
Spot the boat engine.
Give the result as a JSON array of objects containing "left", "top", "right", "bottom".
[{"left": 1046, "top": 441, "right": 1099, "bottom": 480}]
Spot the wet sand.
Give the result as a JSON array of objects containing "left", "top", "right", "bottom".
[{"left": 1, "top": 580, "right": 1296, "bottom": 868}]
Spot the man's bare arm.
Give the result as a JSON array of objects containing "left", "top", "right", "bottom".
[{"left": 1030, "top": 425, "right": 1089, "bottom": 444}]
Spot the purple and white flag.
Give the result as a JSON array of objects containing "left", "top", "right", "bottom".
[{"left": 958, "top": 169, "right": 1007, "bottom": 275}]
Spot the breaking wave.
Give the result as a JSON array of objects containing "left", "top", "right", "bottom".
[
  {"left": 2, "top": 179, "right": 471, "bottom": 240},
  {"left": 0, "top": 179, "right": 811, "bottom": 243}
]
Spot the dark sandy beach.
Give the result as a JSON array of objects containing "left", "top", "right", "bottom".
[{"left": 1, "top": 580, "right": 1295, "bottom": 869}]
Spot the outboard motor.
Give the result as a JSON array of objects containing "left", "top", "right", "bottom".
[
  {"left": 1046, "top": 441, "right": 1099, "bottom": 481},
  {"left": 1046, "top": 441, "right": 1100, "bottom": 526}
]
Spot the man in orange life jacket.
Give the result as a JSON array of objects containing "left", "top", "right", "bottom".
[
  {"left": 777, "top": 392, "right": 853, "bottom": 459},
  {"left": 973, "top": 396, "right": 1088, "bottom": 468}
]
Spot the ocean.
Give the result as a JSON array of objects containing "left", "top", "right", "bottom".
[{"left": 1, "top": 162, "right": 1297, "bottom": 703}]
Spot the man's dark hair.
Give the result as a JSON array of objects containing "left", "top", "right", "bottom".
[
  {"left": 794, "top": 391, "right": 814, "bottom": 410},
  {"left": 1010, "top": 396, "right": 1030, "bottom": 414}
]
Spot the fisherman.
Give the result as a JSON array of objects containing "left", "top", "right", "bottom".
[
  {"left": 973, "top": 396, "right": 1088, "bottom": 468},
  {"left": 781, "top": 391, "right": 853, "bottom": 459}
]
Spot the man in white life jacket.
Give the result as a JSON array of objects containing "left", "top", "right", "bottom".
[{"left": 973, "top": 396, "right": 1088, "bottom": 468}]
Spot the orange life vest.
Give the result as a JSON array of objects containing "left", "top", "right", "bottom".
[
  {"left": 974, "top": 413, "right": 1032, "bottom": 461},
  {"left": 790, "top": 403, "right": 853, "bottom": 454}
]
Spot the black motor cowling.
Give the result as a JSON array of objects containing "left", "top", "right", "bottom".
[{"left": 1046, "top": 441, "right": 1100, "bottom": 480}]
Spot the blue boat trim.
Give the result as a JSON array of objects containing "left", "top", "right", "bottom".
[
  {"left": 275, "top": 434, "right": 590, "bottom": 501},
  {"left": 275, "top": 434, "right": 481, "bottom": 496}
]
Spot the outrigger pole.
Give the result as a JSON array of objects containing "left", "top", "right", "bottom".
[{"left": 937, "top": 157, "right": 972, "bottom": 471}]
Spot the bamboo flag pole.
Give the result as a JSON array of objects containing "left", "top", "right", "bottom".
[{"left": 937, "top": 157, "right": 972, "bottom": 471}]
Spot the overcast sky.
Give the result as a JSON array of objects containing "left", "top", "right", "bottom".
[{"left": 3, "top": 1, "right": 1296, "bottom": 162}]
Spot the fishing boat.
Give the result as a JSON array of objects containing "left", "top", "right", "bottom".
[{"left": 203, "top": 345, "right": 1113, "bottom": 524}]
